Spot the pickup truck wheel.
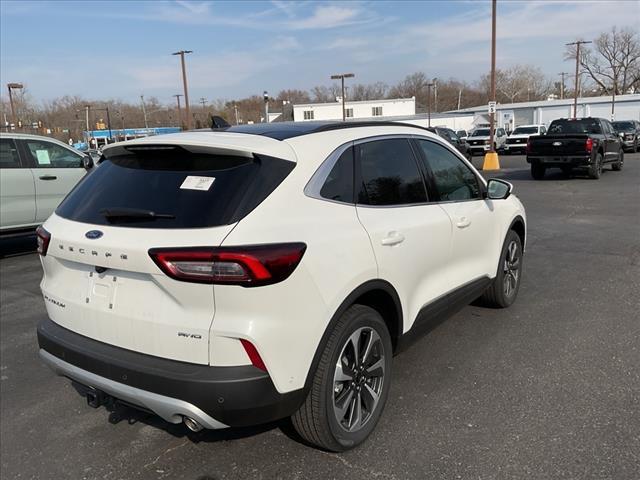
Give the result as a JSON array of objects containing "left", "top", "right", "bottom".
[
  {"left": 531, "top": 164, "right": 546, "bottom": 180},
  {"left": 292, "top": 305, "right": 392, "bottom": 452},
  {"left": 588, "top": 153, "right": 603, "bottom": 179},
  {"left": 481, "top": 230, "right": 523, "bottom": 308},
  {"left": 612, "top": 150, "right": 624, "bottom": 171}
]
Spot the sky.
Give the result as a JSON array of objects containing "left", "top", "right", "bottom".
[{"left": 1, "top": 0, "right": 639, "bottom": 104}]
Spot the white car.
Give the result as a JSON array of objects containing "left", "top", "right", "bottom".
[
  {"left": 504, "top": 125, "right": 547, "bottom": 154},
  {"left": 0, "top": 133, "right": 92, "bottom": 233},
  {"left": 36, "top": 121, "right": 526, "bottom": 451},
  {"left": 467, "top": 127, "right": 507, "bottom": 155}
]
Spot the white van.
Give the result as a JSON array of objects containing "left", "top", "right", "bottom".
[{"left": 0, "top": 133, "right": 92, "bottom": 233}]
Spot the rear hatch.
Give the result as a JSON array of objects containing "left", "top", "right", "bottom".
[
  {"left": 528, "top": 134, "right": 590, "bottom": 156},
  {"left": 40, "top": 138, "right": 295, "bottom": 364}
]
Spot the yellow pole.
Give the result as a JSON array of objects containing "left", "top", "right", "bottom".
[{"left": 483, "top": 0, "right": 500, "bottom": 171}]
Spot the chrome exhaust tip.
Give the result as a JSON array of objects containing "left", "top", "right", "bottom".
[{"left": 183, "top": 416, "right": 203, "bottom": 432}]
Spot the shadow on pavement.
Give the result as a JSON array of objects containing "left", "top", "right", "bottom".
[{"left": 0, "top": 234, "right": 37, "bottom": 258}]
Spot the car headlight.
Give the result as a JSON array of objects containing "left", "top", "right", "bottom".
[{"left": 484, "top": 140, "right": 490, "bottom": 145}]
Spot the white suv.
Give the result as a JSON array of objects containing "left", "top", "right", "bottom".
[{"left": 36, "top": 122, "right": 526, "bottom": 451}]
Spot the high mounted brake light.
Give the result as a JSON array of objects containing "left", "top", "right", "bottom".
[
  {"left": 149, "top": 243, "right": 307, "bottom": 287},
  {"left": 36, "top": 226, "right": 51, "bottom": 256}
]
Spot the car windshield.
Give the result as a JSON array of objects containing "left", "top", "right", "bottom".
[
  {"left": 512, "top": 127, "right": 538, "bottom": 135},
  {"left": 456, "top": 131, "right": 466, "bottom": 136},
  {"left": 471, "top": 129, "right": 490, "bottom": 136},
  {"left": 548, "top": 119, "right": 601, "bottom": 134},
  {"left": 612, "top": 121, "right": 634, "bottom": 132}
]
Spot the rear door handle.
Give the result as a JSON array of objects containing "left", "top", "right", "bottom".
[
  {"left": 39, "top": 175, "right": 57, "bottom": 180},
  {"left": 381, "top": 232, "right": 405, "bottom": 246},
  {"left": 456, "top": 216, "right": 471, "bottom": 228}
]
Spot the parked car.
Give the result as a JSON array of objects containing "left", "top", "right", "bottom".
[
  {"left": 611, "top": 120, "right": 639, "bottom": 153},
  {"left": 526, "top": 117, "right": 624, "bottom": 179},
  {"left": 455, "top": 129, "right": 468, "bottom": 141},
  {"left": 427, "top": 126, "right": 472, "bottom": 161},
  {"left": 36, "top": 121, "right": 526, "bottom": 451},
  {"left": 503, "top": 124, "right": 547, "bottom": 154},
  {"left": 466, "top": 127, "right": 507, "bottom": 155},
  {"left": 0, "top": 133, "right": 93, "bottom": 234}
]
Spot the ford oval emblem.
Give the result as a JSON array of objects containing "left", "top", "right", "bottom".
[
  {"left": 552, "top": 141, "right": 562, "bottom": 146},
  {"left": 85, "top": 230, "right": 103, "bottom": 240}
]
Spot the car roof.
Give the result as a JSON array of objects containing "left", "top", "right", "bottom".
[
  {"left": 0, "top": 132, "right": 81, "bottom": 149},
  {"left": 197, "top": 120, "right": 434, "bottom": 141}
]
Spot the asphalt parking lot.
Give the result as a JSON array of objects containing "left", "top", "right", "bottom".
[{"left": 1, "top": 153, "right": 639, "bottom": 480}]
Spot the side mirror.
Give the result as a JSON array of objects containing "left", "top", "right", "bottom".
[
  {"left": 486, "top": 178, "right": 512, "bottom": 200},
  {"left": 83, "top": 154, "right": 94, "bottom": 170}
]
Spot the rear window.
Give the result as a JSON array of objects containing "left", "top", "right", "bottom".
[
  {"left": 612, "top": 121, "right": 633, "bottom": 132},
  {"left": 56, "top": 146, "right": 295, "bottom": 228},
  {"left": 471, "top": 129, "right": 490, "bottom": 136},
  {"left": 548, "top": 119, "right": 601, "bottom": 134},
  {"left": 512, "top": 127, "right": 538, "bottom": 135}
]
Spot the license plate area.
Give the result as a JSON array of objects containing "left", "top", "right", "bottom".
[{"left": 85, "top": 271, "right": 119, "bottom": 310}]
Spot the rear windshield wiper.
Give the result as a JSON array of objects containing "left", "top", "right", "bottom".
[{"left": 100, "top": 208, "right": 175, "bottom": 221}]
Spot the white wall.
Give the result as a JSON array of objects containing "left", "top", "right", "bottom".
[
  {"left": 293, "top": 98, "right": 415, "bottom": 121},
  {"left": 400, "top": 115, "right": 476, "bottom": 131}
]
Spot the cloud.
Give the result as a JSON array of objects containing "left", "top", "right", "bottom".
[{"left": 288, "top": 5, "right": 361, "bottom": 29}]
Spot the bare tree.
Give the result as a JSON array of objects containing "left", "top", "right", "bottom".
[
  {"left": 566, "top": 27, "right": 640, "bottom": 95},
  {"left": 479, "top": 65, "right": 552, "bottom": 103},
  {"left": 310, "top": 84, "right": 341, "bottom": 103},
  {"left": 276, "top": 89, "right": 311, "bottom": 104}
]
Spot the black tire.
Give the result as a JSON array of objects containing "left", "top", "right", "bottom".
[
  {"left": 612, "top": 150, "right": 624, "bottom": 171},
  {"left": 292, "top": 305, "right": 393, "bottom": 452},
  {"left": 531, "top": 164, "right": 546, "bottom": 180},
  {"left": 481, "top": 230, "right": 523, "bottom": 308},
  {"left": 588, "top": 153, "right": 603, "bottom": 179}
]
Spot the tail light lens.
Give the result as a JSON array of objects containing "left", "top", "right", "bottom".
[
  {"left": 36, "top": 226, "right": 51, "bottom": 256},
  {"left": 149, "top": 243, "right": 306, "bottom": 287},
  {"left": 585, "top": 138, "right": 593, "bottom": 153}
]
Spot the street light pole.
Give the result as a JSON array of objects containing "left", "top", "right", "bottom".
[
  {"left": 330, "top": 73, "right": 355, "bottom": 121},
  {"left": 426, "top": 82, "right": 435, "bottom": 127},
  {"left": 7, "top": 83, "right": 23, "bottom": 130},
  {"left": 566, "top": 40, "right": 592, "bottom": 119},
  {"left": 483, "top": 0, "right": 500, "bottom": 171},
  {"left": 558, "top": 72, "right": 569, "bottom": 99},
  {"left": 173, "top": 94, "right": 183, "bottom": 129},
  {"left": 140, "top": 95, "right": 148, "bottom": 128},
  {"left": 172, "top": 50, "right": 193, "bottom": 129}
]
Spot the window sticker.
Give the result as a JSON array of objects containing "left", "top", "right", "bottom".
[
  {"left": 180, "top": 176, "right": 215, "bottom": 191},
  {"left": 36, "top": 150, "right": 51, "bottom": 165}
]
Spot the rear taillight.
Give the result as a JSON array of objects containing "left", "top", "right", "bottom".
[
  {"left": 36, "top": 226, "right": 51, "bottom": 256},
  {"left": 149, "top": 243, "right": 307, "bottom": 287},
  {"left": 585, "top": 138, "right": 593, "bottom": 153}
]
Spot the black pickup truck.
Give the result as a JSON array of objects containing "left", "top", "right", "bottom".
[{"left": 526, "top": 117, "right": 624, "bottom": 180}]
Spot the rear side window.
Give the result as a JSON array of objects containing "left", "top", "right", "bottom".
[
  {"left": 417, "top": 140, "right": 481, "bottom": 201},
  {"left": 0, "top": 138, "right": 21, "bottom": 168},
  {"left": 320, "top": 146, "right": 354, "bottom": 203},
  {"left": 24, "top": 139, "right": 83, "bottom": 168},
  {"left": 357, "top": 138, "right": 427, "bottom": 206},
  {"left": 56, "top": 146, "right": 295, "bottom": 229}
]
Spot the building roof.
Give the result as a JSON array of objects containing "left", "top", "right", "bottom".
[
  {"left": 292, "top": 97, "right": 416, "bottom": 109},
  {"left": 449, "top": 93, "right": 640, "bottom": 114}
]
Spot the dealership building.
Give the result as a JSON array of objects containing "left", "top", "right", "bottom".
[{"left": 285, "top": 97, "right": 416, "bottom": 122}]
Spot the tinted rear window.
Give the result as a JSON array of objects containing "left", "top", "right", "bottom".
[
  {"left": 548, "top": 119, "right": 601, "bottom": 134},
  {"left": 56, "top": 147, "right": 294, "bottom": 228}
]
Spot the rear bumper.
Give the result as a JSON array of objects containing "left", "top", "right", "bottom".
[
  {"left": 526, "top": 155, "right": 592, "bottom": 167},
  {"left": 37, "top": 318, "right": 305, "bottom": 428}
]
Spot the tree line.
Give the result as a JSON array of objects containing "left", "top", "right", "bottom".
[{"left": 1, "top": 26, "right": 637, "bottom": 141}]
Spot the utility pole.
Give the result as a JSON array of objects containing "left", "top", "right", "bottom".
[
  {"left": 426, "top": 82, "right": 435, "bottom": 127},
  {"left": 611, "top": 70, "right": 617, "bottom": 121},
  {"left": 457, "top": 88, "right": 463, "bottom": 110},
  {"left": 483, "top": 0, "right": 499, "bottom": 171},
  {"left": 7, "top": 83, "right": 23, "bottom": 130},
  {"left": 172, "top": 50, "right": 193, "bottom": 129},
  {"left": 140, "top": 95, "right": 148, "bottom": 128},
  {"left": 85, "top": 105, "right": 90, "bottom": 132},
  {"left": 173, "top": 94, "right": 183, "bottom": 129},
  {"left": 330, "top": 73, "right": 355, "bottom": 121},
  {"left": 263, "top": 91, "right": 269, "bottom": 123},
  {"left": 433, "top": 78, "right": 438, "bottom": 112},
  {"left": 558, "top": 72, "right": 569, "bottom": 99},
  {"left": 566, "top": 40, "right": 592, "bottom": 119},
  {"left": 234, "top": 103, "right": 239, "bottom": 125}
]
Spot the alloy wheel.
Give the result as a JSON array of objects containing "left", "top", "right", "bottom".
[
  {"left": 503, "top": 240, "right": 521, "bottom": 298},
  {"left": 332, "top": 327, "right": 385, "bottom": 433}
]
